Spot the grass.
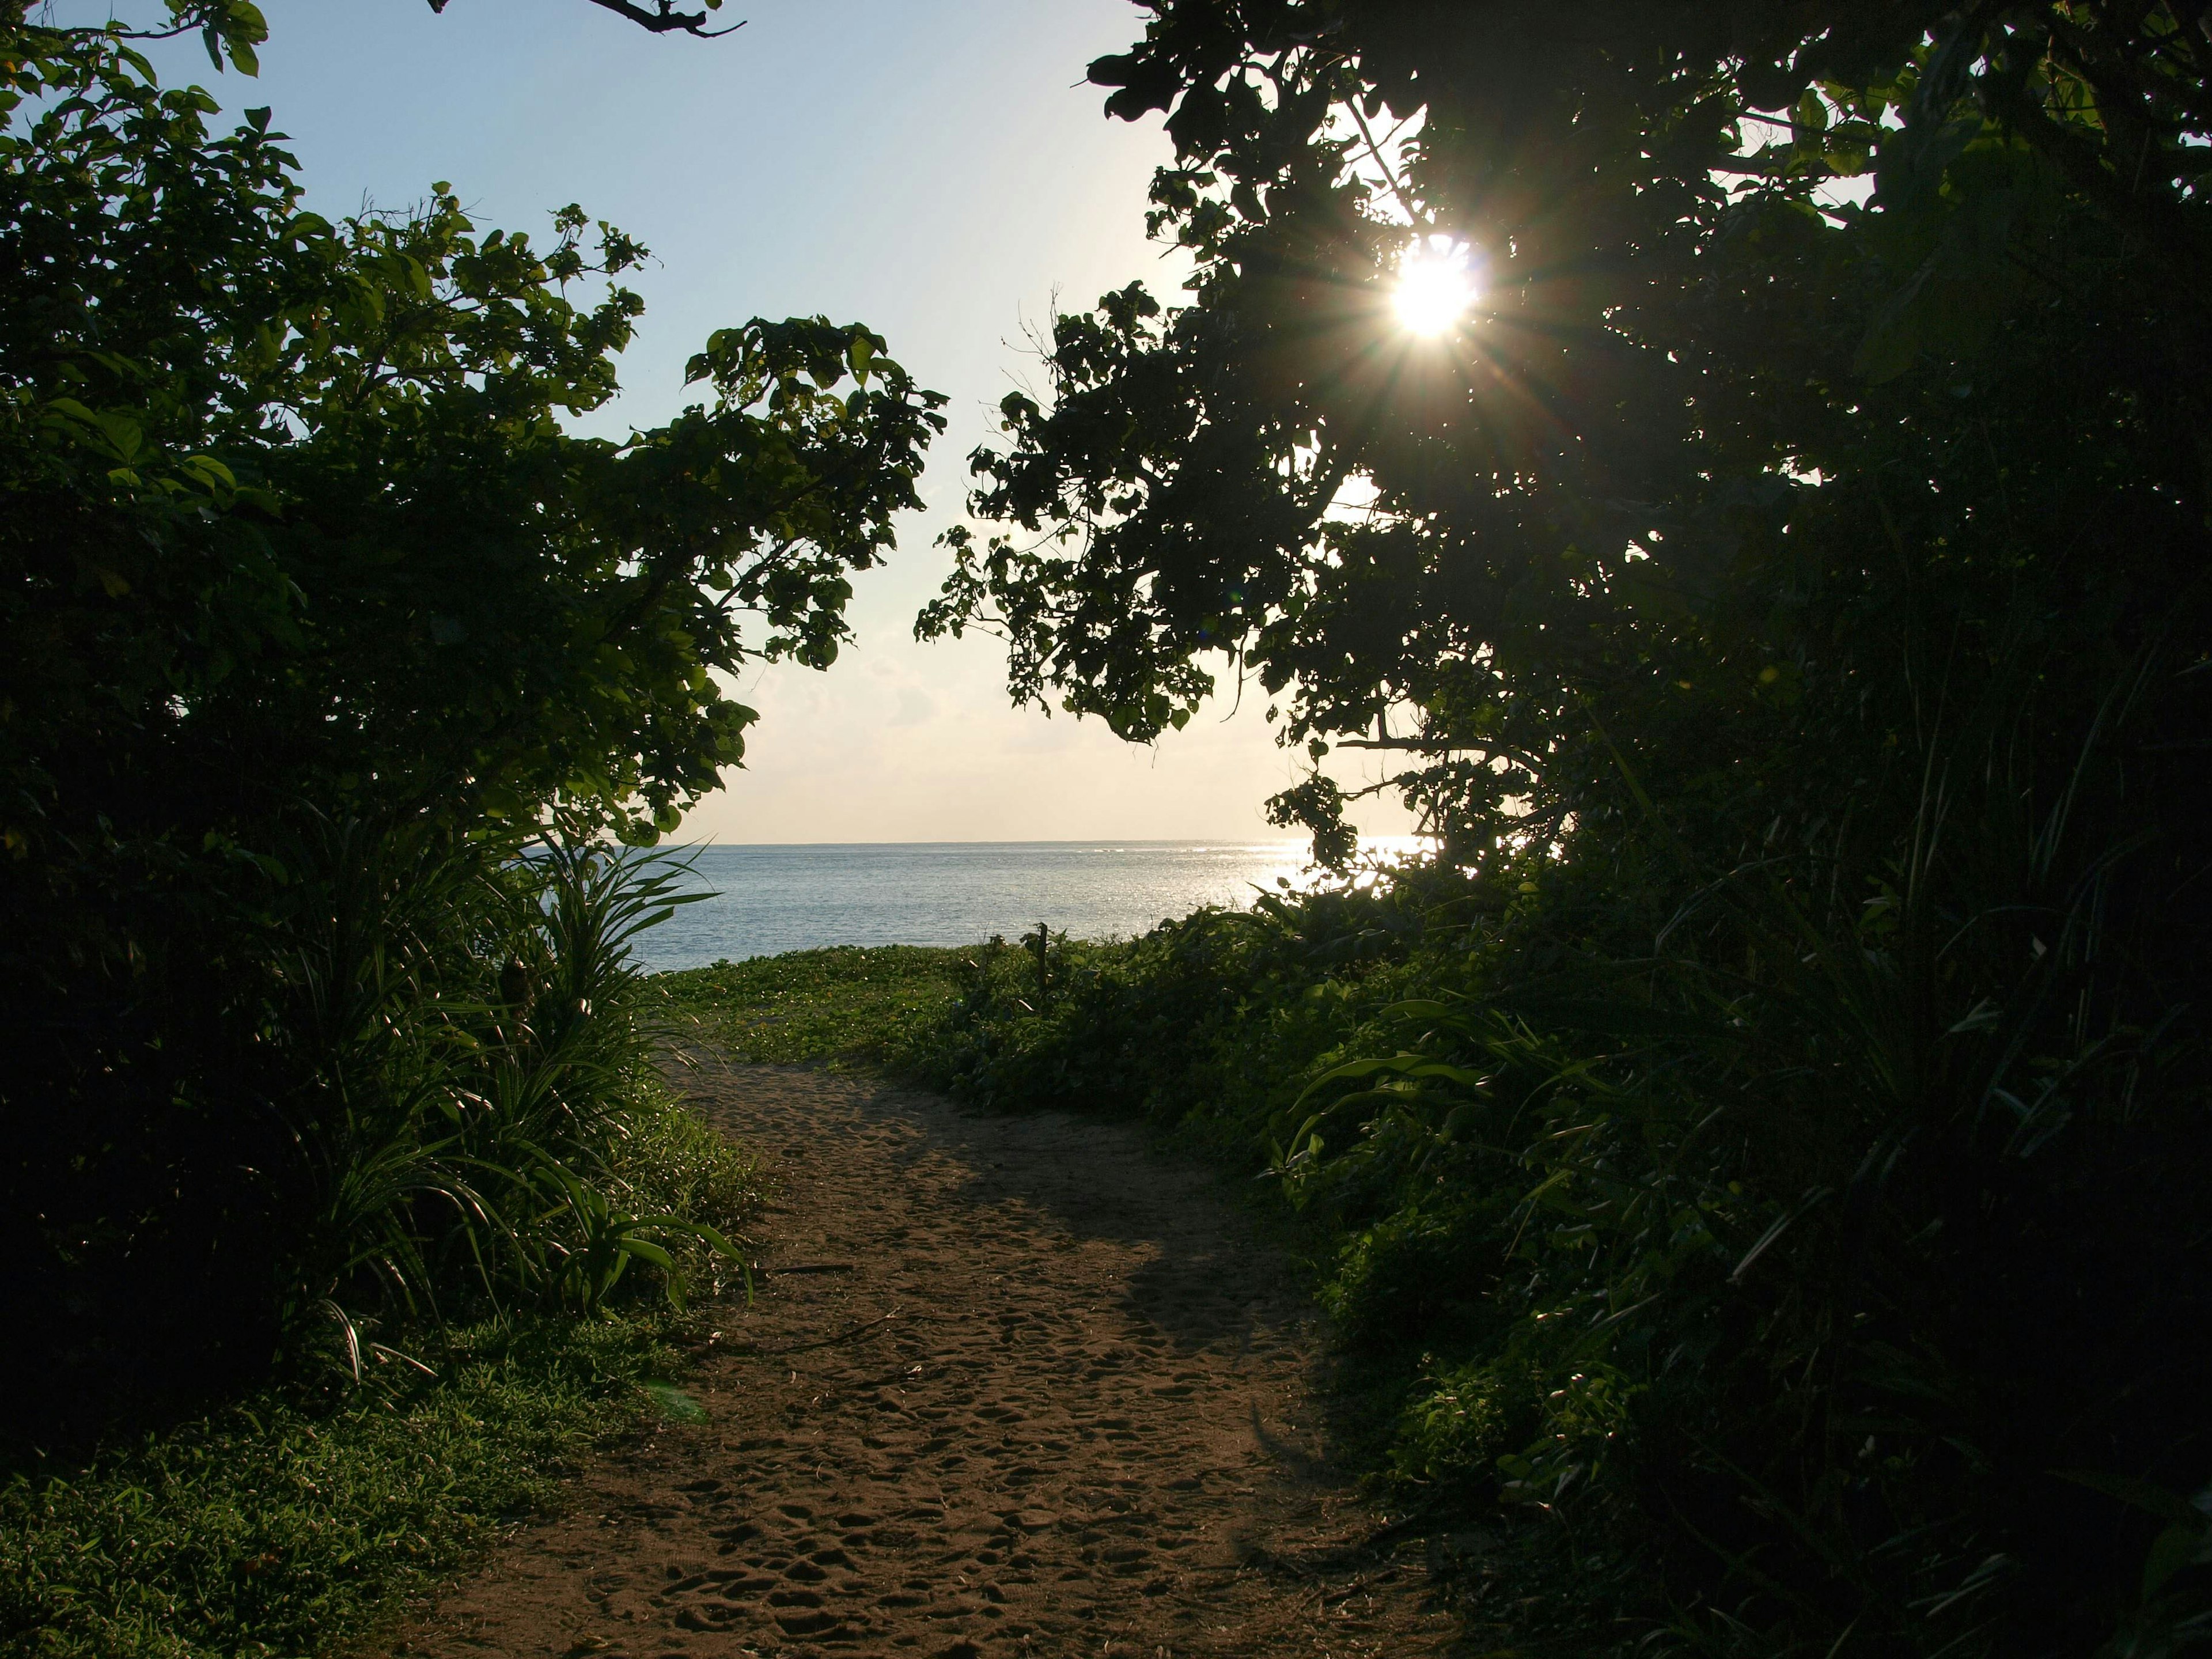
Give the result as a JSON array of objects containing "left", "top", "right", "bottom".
[
  {"left": 1, "top": 1082, "right": 768, "bottom": 1659},
  {"left": 0, "top": 948, "right": 907, "bottom": 1659},
  {"left": 652, "top": 945, "right": 971, "bottom": 1067},
  {"left": 0, "top": 1316, "right": 685, "bottom": 1659}
]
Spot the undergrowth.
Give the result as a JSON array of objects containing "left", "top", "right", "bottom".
[
  {"left": 670, "top": 795, "right": 2211, "bottom": 1658},
  {"left": 654, "top": 945, "right": 969, "bottom": 1067},
  {"left": 0, "top": 1074, "right": 762, "bottom": 1659},
  {"left": 0, "top": 1315, "right": 678, "bottom": 1659},
  {"left": 0, "top": 871, "right": 770, "bottom": 1659}
]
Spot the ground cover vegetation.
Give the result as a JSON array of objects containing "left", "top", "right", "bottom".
[
  {"left": 901, "top": 3, "right": 2212, "bottom": 1654},
  {"left": 655, "top": 945, "right": 972, "bottom": 1067},
  {"left": 1, "top": 2, "right": 934, "bottom": 1650},
  {"left": 1, "top": 1314, "right": 693, "bottom": 1659}
]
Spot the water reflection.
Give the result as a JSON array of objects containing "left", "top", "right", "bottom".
[{"left": 635, "top": 838, "right": 1429, "bottom": 973}]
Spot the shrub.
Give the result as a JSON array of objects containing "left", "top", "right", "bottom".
[
  {"left": 902, "top": 734, "right": 2211, "bottom": 1656},
  {"left": 0, "top": 2, "right": 933, "bottom": 1441}
]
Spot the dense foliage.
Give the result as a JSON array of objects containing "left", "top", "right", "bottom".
[
  {"left": 929, "top": 1, "right": 2209, "bottom": 863},
  {"left": 913, "top": 4, "right": 2212, "bottom": 1656},
  {"left": 0, "top": 2, "right": 935, "bottom": 1438},
  {"left": 892, "top": 868, "right": 2203, "bottom": 1656},
  {"left": 1, "top": 1312, "right": 699, "bottom": 1659}
]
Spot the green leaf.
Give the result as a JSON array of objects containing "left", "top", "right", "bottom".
[
  {"left": 2057, "top": 1471, "right": 2206, "bottom": 1527},
  {"left": 616, "top": 1237, "right": 676, "bottom": 1274},
  {"left": 641, "top": 1382, "right": 709, "bottom": 1424},
  {"left": 2142, "top": 1522, "right": 2211, "bottom": 1601}
]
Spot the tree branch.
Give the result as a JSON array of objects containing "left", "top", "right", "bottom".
[
  {"left": 426, "top": 0, "right": 746, "bottom": 37},
  {"left": 584, "top": 0, "right": 745, "bottom": 35}
]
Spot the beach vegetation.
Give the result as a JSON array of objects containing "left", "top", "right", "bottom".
[
  {"left": 0, "top": 1311, "right": 691, "bottom": 1659},
  {"left": 0, "top": 0, "right": 932, "bottom": 1427},
  {"left": 907, "top": 4, "right": 2212, "bottom": 1654},
  {"left": 1, "top": 3, "right": 914, "bottom": 1651},
  {"left": 8, "top": 1, "right": 2210, "bottom": 1655},
  {"left": 656, "top": 944, "right": 971, "bottom": 1068}
]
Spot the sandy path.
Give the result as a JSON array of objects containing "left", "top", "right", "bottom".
[{"left": 385, "top": 1060, "right": 1458, "bottom": 1658}]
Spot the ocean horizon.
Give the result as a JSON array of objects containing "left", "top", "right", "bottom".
[{"left": 633, "top": 838, "right": 1418, "bottom": 974}]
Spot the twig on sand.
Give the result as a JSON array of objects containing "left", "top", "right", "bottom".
[
  {"left": 727, "top": 1311, "right": 907, "bottom": 1357},
  {"left": 1305, "top": 1566, "right": 1400, "bottom": 1610}
]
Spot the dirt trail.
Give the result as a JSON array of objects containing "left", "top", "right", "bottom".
[{"left": 387, "top": 1060, "right": 1459, "bottom": 1658}]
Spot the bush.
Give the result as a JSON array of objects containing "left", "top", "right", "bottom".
[
  {"left": 911, "top": 886, "right": 1429, "bottom": 1130},
  {"left": 0, "top": 3, "right": 931, "bottom": 1444},
  {"left": 898, "top": 755, "right": 2212, "bottom": 1657},
  {"left": 0, "top": 834, "right": 763, "bottom": 1654},
  {"left": 5, "top": 831, "right": 755, "bottom": 1456}
]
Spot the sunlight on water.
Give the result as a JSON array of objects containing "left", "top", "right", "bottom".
[{"left": 634, "top": 838, "right": 1431, "bottom": 973}]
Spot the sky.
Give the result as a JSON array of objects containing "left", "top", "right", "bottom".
[{"left": 102, "top": 0, "right": 1419, "bottom": 844}]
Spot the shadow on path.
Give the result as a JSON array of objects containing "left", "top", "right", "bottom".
[{"left": 387, "top": 1061, "right": 1460, "bottom": 1659}]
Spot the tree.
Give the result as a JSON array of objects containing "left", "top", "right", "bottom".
[
  {"left": 2, "top": 0, "right": 942, "bottom": 874},
  {"left": 926, "top": 1, "right": 2211, "bottom": 866},
  {"left": 919, "top": 4, "right": 2212, "bottom": 1651},
  {"left": 66, "top": 1, "right": 748, "bottom": 56},
  {"left": 0, "top": 3, "right": 940, "bottom": 1404}
]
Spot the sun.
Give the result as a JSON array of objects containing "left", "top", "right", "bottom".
[{"left": 1393, "top": 237, "right": 1478, "bottom": 338}]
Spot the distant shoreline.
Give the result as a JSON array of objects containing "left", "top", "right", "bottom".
[
  {"left": 660, "top": 835, "right": 1427, "bottom": 851},
  {"left": 634, "top": 840, "right": 1376, "bottom": 974},
  {"left": 663, "top": 836, "right": 1311, "bottom": 849}
]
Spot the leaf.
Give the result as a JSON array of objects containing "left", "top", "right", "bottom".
[
  {"left": 1948, "top": 998, "right": 2002, "bottom": 1035},
  {"left": 616, "top": 1236, "right": 676, "bottom": 1274},
  {"left": 641, "top": 1382, "right": 709, "bottom": 1424},
  {"left": 2142, "top": 1522, "right": 2211, "bottom": 1601},
  {"left": 2058, "top": 1471, "right": 2206, "bottom": 1527}
]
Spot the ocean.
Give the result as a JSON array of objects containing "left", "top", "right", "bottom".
[{"left": 633, "top": 840, "right": 1357, "bottom": 974}]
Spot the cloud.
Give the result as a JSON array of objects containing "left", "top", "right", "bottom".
[{"left": 888, "top": 686, "right": 935, "bottom": 728}]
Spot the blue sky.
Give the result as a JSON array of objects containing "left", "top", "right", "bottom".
[{"left": 100, "top": 0, "right": 1416, "bottom": 843}]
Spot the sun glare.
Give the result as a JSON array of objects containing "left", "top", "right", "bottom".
[{"left": 1393, "top": 237, "right": 1478, "bottom": 338}]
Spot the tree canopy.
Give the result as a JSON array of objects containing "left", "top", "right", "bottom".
[
  {"left": 0, "top": 1, "right": 939, "bottom": 1414},
  {"left": 60, "top": 0, "right": 748, "bottom": 60},
  {"left": 926, "top": 0, "right": 2211, "bottom": 865},
  {"left": 915, "top": 5, "right": 2212, "bottom": 1652},
  {"left": 2, "top": 2, "right": 940, "bottom": 861}
]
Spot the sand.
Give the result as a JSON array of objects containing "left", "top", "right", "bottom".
[{"left": 383, "top": 1059, "right": 1459, "bottom": 1658}]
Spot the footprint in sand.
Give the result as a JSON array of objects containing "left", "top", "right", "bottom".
[{"left": 384, "top": 1062, "right": 1458, "bottom": 1658}]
